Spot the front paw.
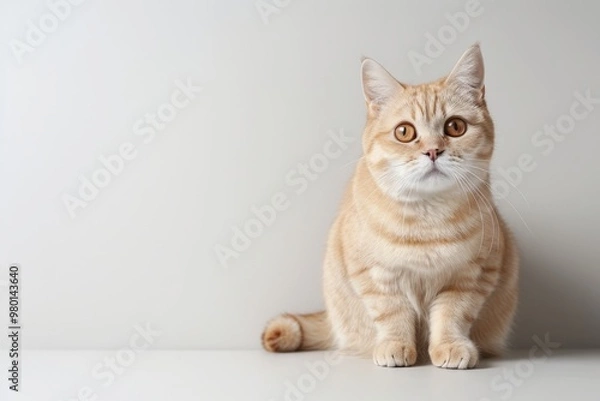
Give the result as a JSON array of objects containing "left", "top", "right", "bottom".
[
  {"left": 373, "top": 340, "right": 417, "bottom": 367},
  {"left": 429, "top": 338, "right": 478, "bottom": 369}
]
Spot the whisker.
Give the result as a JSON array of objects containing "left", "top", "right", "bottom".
[
  {"left": 457, "top": 167, "right": 534, "bottom": 239},
  {"left": 340, "top": 155, "right": 364, "bottom": 169},
  {"left": 453, "top": 167, "right": 501, "bottom": 256},
  {"left": 466, "top": 163, "right": 530, "bottom": 207},
  {"left": 452, "top": 171, "right": 486, "bottom": 257},
  {"left": 455, "top": 170, "right": 490, "bottom": 257}
]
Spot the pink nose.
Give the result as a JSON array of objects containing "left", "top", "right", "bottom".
[{"left": 424, "top": 149, "right": 444, "bottom": 162}]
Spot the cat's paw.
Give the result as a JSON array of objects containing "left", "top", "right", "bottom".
[
  {"left": 429, "top": 338, "right": 479, "bottom": 369},
  {"left": 372, "top": 340, "right": 417, "bottom": 367}
]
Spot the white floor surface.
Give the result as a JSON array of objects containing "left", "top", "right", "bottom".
[{"left": 3, "top": 349, "right": 599, "bottom": 401}]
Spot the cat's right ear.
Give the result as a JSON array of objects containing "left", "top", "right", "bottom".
[{"left": 361, "top": 58, "right": 403, "bottom": 113}]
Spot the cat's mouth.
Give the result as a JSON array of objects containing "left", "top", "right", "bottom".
[{"left": 421, "top": 166, "right": 447, "bottom": 180}]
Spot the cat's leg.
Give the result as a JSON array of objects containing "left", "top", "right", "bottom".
[
  {"left": 350, "top": 266, "right": 418, "bottom": 367},
  {"left": 470, "top": 283, "right": 518, "bottom": 357},
  {"left": 471, "top": 255, "right": 519, "bottom": 357},
  {"left": 428, "top": 264, "right": 501, "bottom": 369}
]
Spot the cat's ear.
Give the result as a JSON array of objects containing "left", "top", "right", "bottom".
[
  {"left": 445, "top": 43, "right": 485, "bottom": 99},
  {"left": 361, "top": 58, "right": 404, "bottom": 111}
]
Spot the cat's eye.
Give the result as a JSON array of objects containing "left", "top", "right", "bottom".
[
  {"left": 444, "top": 117, "right": 467, "bottom": 137},
  {"left": 394, "top": 123, "right": 417, "bottom": 143}
]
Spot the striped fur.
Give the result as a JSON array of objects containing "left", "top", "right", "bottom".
[{"left": 262, "top": 44, "right": 518, "bottom": 369}]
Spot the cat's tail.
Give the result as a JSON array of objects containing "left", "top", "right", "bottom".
[{"left": 261, "top": 311, "right": 333, "bottom": 352}]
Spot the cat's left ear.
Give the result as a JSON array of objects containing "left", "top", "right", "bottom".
[{"left": 445, "top": 43, "right": 485, "bottom": 101}]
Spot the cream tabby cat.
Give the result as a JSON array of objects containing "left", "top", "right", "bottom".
[{"left": 261, "top": 44, "right": 518, "bottom": 369}]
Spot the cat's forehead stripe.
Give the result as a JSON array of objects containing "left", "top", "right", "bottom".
[{"left": 410, "top": 88, "right": 443, "bottom": 123}]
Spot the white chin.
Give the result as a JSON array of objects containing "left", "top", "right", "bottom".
[{"left": 414, "top": 173, "right": 455, "bottom": 194}]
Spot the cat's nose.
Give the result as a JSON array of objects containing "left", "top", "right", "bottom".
[{"left": 423, "top": 149, "right": 444, "bottom": 162}]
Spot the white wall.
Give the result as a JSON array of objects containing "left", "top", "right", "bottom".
[{"left": 1, "top": 0, "right": 599, "bottom": 350}]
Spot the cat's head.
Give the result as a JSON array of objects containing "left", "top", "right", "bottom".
[{"left": 361, "top": 44, "right": 494, "bottom": 200}]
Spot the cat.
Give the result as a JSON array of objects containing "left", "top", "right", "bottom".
[{"left": 261, "top": 44, "right": 519, "bottom": 369}]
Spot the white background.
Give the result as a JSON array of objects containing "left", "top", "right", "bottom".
[{"left": 1, "top": 0, "right": 599, "bottom": 351}]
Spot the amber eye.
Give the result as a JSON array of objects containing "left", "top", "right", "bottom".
[
  {"left": 444, "top": 117, "right": 467, "bottom": 137},
  {"left": 394, "top": 123, "right": 417, "bottom": 143}
]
